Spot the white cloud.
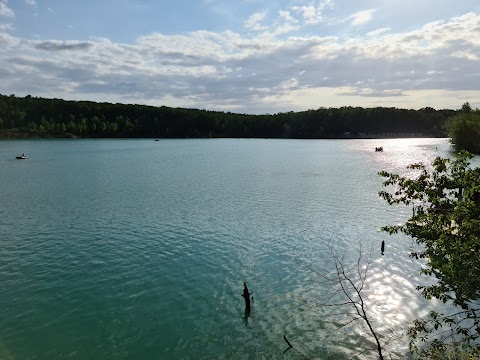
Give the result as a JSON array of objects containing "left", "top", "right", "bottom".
[
  {"left": 272, "top": 23, "right": 301, "bottom": 36},
  {"left": 245, "top": 11, "right": 268, "bottom": 31},
  {"left": 292, "top": 5, "right": 317, "bottom": 24},
  {"left": 0, "top": 22, "right": 13, "bottom": 31},
  {"left": 2, "top": 10, "right": 480, "bottom": 113},
  {"left": 0, "top": 1, "right": 14, "bottom": 18},
  {"left": 279, "top": 78, "right": 301, "bottom": 90},
  {"left": 291, "top": 0, "right": 332, "bottom": 25},
  {"left": 278, "top": 10, "right": 297, "bottom": 24},
  {"left": 451, "top": 50, "right": 479, "bottom": 61},
  {"left": 0, "top": 31, "right": 19, "bottom": 46},
  {"left": 242, "top": 1, "right": 332, "bottom": 38},
  {"left": 367, "top": 27, "right": 391, "bottom": 37},
  {"left": 348, "top": 9, "right": 375, "bottom": 26}
]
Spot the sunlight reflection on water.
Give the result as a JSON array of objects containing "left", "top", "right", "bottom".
[
  {"left": 0, "top": 138, "right": 470, "bottom": 360},
  {"left": 269, "top": 138, "right": 455, "bottom": 359}
]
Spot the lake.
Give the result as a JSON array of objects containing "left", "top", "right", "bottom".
[{"left": 0, "top": 138, "right": 462, "bottom": 359}]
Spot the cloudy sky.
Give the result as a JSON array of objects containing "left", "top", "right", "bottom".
[{"left": 1, "top": 0, "right": 480, "bottom": 114}]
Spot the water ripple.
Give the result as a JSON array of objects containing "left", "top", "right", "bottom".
[{"left": 0, "top": 138, "right": 455, "bottom": 359}]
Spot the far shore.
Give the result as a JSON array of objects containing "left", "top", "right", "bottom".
[{"left": 0, "top": 130, "right": 443, "bottom": 140}]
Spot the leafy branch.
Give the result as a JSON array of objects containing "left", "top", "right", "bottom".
[{"left": 379, "top": 150, "right": 480, "bottom": 355}]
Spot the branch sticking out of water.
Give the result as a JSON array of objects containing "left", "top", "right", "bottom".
[{"left": 282, "top": 335, "right": 311, "bottom": 359}]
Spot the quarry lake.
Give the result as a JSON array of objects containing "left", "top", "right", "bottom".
[{"left": 0, "top": 138, "right": 462, "bottom": 359}]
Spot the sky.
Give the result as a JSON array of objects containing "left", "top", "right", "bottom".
[{"left": 1, "top": 0, "right": 480, "bottom": 114}]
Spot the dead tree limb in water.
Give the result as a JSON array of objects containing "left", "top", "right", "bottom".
[
  {"left": 283, "top": 335, "right": 293, "bottom": 348},
  {"left": 241, "top": 282, "right": 252, "bottom": 314},
  {"left": 331, "top": 246, "right": 384, "bottom": 360},
  {"left": 291, "top": 241, "right": 387, "bottom": 360},
  {"left": 282, "top": 335, "right": 311, "bottom": 359}
]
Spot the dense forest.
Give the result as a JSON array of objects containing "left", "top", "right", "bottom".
[
  {"left": 444, "top": 102, "right": 480, "bottom": 153},
  {"left": 0, "top": 94, "right": 457, "bottom": 139}
]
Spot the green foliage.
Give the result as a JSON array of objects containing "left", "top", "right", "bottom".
[
  {"left": 379, "top": 151, "right": 480, "bottom": 354},
  {"left": 0, "top": 94, "right": 453, "bottom": 139},
  {"left": 462, "top": 102, "right": 473, "bottom": 113},
  {"left": 414, "top": 339, "right": 480, "bottom": 360},
  {"left": 445, "top": 105, "right": 480, "bottom": 153}
]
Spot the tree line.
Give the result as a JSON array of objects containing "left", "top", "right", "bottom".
[
  {"left": 445, "top": 102, "right": 480, "bottom": 154},
  {"left": 0, "top": 93, "right": 457, "bottom": 139}
]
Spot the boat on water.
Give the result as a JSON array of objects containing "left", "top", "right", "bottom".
[{"left": 16, "top": 153, "right": 28, "bottom": 159}]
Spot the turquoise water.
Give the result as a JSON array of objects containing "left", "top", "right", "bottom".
[{"left": 0, "top": 138, "right": 454, "bottom": 359}]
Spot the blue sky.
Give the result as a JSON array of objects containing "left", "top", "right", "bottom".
[{"left": 1, "top": 0, "right": 480, "bottom": 113}]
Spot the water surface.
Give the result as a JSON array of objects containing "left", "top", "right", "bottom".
[{"left": 0, "top": 138, "right": 460, "bottom": 359}]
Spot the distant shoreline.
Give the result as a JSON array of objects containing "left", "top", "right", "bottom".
[
  {"left": 0, "top": 130, "right": 443, "bottom": 140},
  {"left": 0, "top": 131, "right": 78, "bottom": 139}
]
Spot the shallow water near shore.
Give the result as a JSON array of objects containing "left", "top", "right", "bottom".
[{"left": 0, "top": 138, "right": 465, "bottom": 359}]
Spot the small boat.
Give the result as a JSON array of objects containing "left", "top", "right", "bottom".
[
  {"left": 375, "top": 147, "right": 383, "bottom": 152},
  {"left": 16, "top": 153, "right": 29, "bottom": 160}
]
